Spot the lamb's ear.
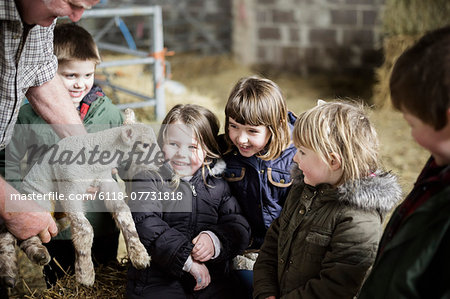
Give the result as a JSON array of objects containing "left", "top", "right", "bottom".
[
  {"left": 121, "top": 126, "right": 135, "bottom": 145},
  {"left": 317, "top": 99, "right": 326, "bottom": 106}
]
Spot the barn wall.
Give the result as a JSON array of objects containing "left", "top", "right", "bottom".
[
  {"left": 83, "top": 0, "right": 385, "bottom": 74},
  {"left": 232, "top": 0, "right": 385, "bottom": 75}
]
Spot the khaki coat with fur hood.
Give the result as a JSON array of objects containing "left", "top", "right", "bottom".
[{"left": 253, "top": 167, "right": 402, "bottom": 299}]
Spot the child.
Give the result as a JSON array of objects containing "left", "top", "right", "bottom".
[
  {"left": 222, "top": 76, "right": 297, "bottom": 296},
  {"left": 127, "top": 104, "right": 250, "bottom": 299},
  {"left": 358, "top": 26, "right": 450, "bottom": 298},
  {"left": 253, "top": 100, "right": 402, "bottom": 299},
  {"left": 1, "top": 23, "right": 124, "bottom": 285}
]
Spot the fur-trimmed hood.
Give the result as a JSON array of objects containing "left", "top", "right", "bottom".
[
  {"left": 338, "top": 170, "right": 402, "bottom": 213},
  {"left": 208, "top": 159, "right": 226, "bottom": 176},
  {"left": 292, "top": 165, "right": 402, "bottom": 214}
]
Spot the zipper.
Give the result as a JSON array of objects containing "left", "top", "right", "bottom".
[
  {"left": 188, "top": 183, "right": 197, "bottom": 237},
  {"left": 190, "top": 184, "right": 197, "bottom": 197}
]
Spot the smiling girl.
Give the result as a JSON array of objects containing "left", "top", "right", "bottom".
[
  {"left": 222, "top": 76, "right": 297, "bottom": 297},
  {"left": 127, "top": 104, "right": 250, "bottom": 299},
  {"left": 223, "top": 76, "right": 297, "bottom": 248}
]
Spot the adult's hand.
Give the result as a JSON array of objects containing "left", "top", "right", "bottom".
[
  {"left": 0, "top": 177, "right": 57, "bottom": 243},
  {"left": 4, "top": 211, "right": 57, "bottom": 243}
]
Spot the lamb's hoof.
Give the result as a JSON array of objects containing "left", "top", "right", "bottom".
[
  {"left": 29, "top": 249, "right": 51, "bottom": 266},
  {"left": 0, "top": 276, "right": 16, "bottom": 288},
  {"left": 76, "top": 270, "right": 95, "bottom": 287},
  {"left": 129, "top": 247, "right": 151, "bottom": 269}
]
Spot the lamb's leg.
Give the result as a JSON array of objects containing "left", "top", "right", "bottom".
[
  {"left": 67, "top": 212, "right": 95, "bottom": 286},
  {"left": 0, "top": 227, "right": 18, "bottom": 288},
  {"left": 103, "top": 185, "right": 150, "bottom": 269},
  {"left": 19, "top": 236, "right": 51, "bottom": 266}
]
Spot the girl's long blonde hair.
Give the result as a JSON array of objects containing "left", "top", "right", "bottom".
[
  {"left": 225, "top": 76, "right": 291, "bottom": 160},
  {"left": 293, "top": 100, "right": 380, "bottom": 184}
]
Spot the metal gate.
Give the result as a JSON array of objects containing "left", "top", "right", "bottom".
[{"left": 78, "top": 6, "right": 166, "bottom": 121}]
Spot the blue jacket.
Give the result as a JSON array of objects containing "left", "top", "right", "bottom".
[{"left": 222, "top": 112, "right": 297, "bottom": 249}]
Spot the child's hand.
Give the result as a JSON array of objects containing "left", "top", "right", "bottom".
[
  {"left": 265, "top": 296, "right": 276, "bottom": 299},
  {"left": 189, "top": 260, "right": 211, "bottom": 291},
  {"left": 192, "top": 233, "right": 215, "bottom": 262}
]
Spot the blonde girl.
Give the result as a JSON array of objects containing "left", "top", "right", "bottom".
[
  {"left": 128, "top": 104, "right": 250, "bottom": 299},
  {"left": 253, "top": 100, "right": 402, "bottom": 299}
]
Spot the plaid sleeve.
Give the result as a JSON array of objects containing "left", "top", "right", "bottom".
[{"left": 31, "top": 21, "right": 57, "bottom": 87}]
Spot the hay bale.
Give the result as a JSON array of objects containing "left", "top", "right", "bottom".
[
  {"left": 372, "top": 35, "right": 418, "bottom": 109},
  {"left": 373, "top": 0, "right": 450, "bottom": 108},
  {"left": 383, "top": 0, "right": 450, "bottom": 36}
]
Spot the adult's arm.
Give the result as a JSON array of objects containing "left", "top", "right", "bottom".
[
  {"left": 0, "top": 177, "right": 57, "bottom": 243},
  {"left": 26, "top": 75, "right": 87, "bottom": 138}
]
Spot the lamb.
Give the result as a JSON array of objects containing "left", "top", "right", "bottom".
[{"left": 0, "top": 121, "right": 161, "bottom": 287}]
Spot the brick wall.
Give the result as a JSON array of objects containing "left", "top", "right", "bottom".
[
  {"left": 232, "top": 0, "right": 385, "bottom": 75},
  {"left": 82, "top": 0, "right": 384, "bottom": 74}
]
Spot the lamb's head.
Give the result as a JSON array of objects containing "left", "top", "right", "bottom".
[
  {"left": 123, "top": 108, "right": 137, "bottom": 125},
  {"left": 119, "top": 124, "right": 164, "bottom": 176}
]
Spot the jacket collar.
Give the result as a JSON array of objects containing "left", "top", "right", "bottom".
[{"left": 292, "top": 165, "right": 402, "bottom": 213}]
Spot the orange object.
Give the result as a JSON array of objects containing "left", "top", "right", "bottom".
[{"left": 150, "top": 48, "right": 175, "bottom": 88}]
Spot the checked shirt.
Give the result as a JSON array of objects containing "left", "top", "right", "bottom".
[{"left": 0, "top": 0, "right": 57, "bottom": 149}]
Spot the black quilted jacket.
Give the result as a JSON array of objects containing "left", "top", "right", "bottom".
[{"left": 127, "top": 160, "right": 250, "bottom": 288}]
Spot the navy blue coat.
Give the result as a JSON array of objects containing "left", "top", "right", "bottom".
[
  {"left": 127, "top": 161, "right": 251, "bottom": 298},
  {"left": 222, "top": 112, "right": 297, "bottom": 249}
]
